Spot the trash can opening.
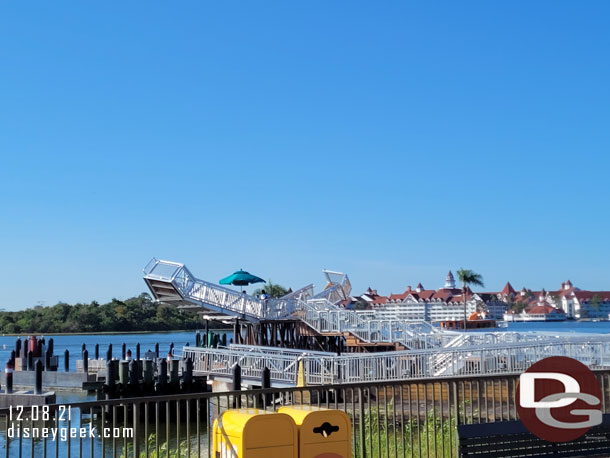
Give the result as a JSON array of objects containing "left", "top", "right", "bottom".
[{"left": 313, "top": 421, "right": 340, "bottom": 438}]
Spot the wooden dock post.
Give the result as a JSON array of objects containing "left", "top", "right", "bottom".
[
  {"left": 35, "top": 360, "right": 43, "bottom": 394},
  {"left": 83, "top": 349, "right": 89, "bottom": 373}
]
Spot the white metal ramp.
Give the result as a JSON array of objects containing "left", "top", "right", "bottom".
[
  {"left": 143, "top": 258, "right": 333, "bottom": 322},
  {"left": 144, "top": 258, "right": 452, "bottom": 349}
]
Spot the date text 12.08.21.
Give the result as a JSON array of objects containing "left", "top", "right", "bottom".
[{"left": 9, "top": 405, "right": 72, "bottom": 422}]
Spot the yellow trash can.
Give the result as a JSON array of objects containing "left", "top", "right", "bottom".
[
  {"left": 279, "top": 406, "right": 352, "bottom": 458},
  {"left": 213, "top": 408, "right": 298, "bottom": 458}
]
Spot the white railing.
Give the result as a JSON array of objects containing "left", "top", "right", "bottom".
[
  {"left": 296, "top": 298, "right": 455, "bottom": 350},
  {"left": 184, "top": 336, "right": 610, "bottom": 385},
  {"left": 144, "top": 259, "right": 476, "bottom": 350},
  {"left": 144, "top": 259, "right": 313, "bottom": 320},
  {"left": 183, "top": 347, "right": 303, "bottom": 384},
  {"left": 145, "top": 259, "right": 602, "bottom": 354}
]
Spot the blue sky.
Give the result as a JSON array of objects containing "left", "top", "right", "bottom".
[{"left": 1, "top": 1, "right": 609, "bottom": 310}]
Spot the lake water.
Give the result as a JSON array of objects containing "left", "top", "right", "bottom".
[
  {"left": 506, "top": 320, "right": 610, "bottom": 334},
  {"left": 0, "top": 329, "right": 232, "bottom": 378},
  {"left": 1, "top": 320, "right": 608, "bottom": 373}
]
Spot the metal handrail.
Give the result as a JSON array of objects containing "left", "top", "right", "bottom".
[
  {"left": 145, "top": 259, "right": 608, "bottom": 355},
  {"left": 185, "top": 336, "right": 610, "bottom": 384}
]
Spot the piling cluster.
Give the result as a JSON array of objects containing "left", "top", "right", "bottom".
[
  {"left": 195, "top": 326, "right": 229, "bottom": 348},
  {"left": 5, "top": 337, "right": 58, "bottom": 394},
  {"left": 100, "top": 341, "right": 207, "bottom": 403}
]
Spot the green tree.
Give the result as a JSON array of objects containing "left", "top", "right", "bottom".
[
  {"left": 456, "top": 268, "right": 485, "bottom": 331},
  {"left": 353, "top": 298, "right": 370, "bottom": 310},
  {"left": 512, "top": 301, "right": 527, "bottom": 313},
  {"left": 0, "top": 293, "right": 200, "bottom": 334},
  {"left": 252, "top": 280, "right": 290, "bottom": 298},
  {"left": 588, "top": 293, "right": 602, "bottom": 317}
]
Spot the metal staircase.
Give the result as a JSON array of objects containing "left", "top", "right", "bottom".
[
  {"left": 295, "top": 298, "right": 454, "bottom": 350},
  {"left": 143, "top": 258, "right": 560, "bottom": 352},
  {"left": 144, "top": 258, "right": 457, "bottom": 349}
]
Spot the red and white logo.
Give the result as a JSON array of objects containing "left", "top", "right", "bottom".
[{"left": 517, "top": 356, "right": 602, "bottom": 442}]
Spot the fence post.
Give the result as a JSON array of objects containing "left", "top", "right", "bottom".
[
  {"left": 358, "top": 388, "right": 366, "bottom": 458},
  {"left": 453, "top": 380, "right": 460, "bottom": 425},
  {"left": 133, "top": 402, "right": 140, "bottom": 458}
]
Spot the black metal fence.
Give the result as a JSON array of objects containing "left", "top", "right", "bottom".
[{"left": 2, "top": 370, "right": 610, "bottom": 457}]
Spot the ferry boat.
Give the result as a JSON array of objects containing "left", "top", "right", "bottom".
[{"left": 439, "top": 312, "right": 501, "bottom": 329}]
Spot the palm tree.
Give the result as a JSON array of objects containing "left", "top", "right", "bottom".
[{"left": 456, "top": 268, "right": 484, "bottom": 331}]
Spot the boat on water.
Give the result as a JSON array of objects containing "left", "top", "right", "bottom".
[{"left": 439, "top": 311, "right": 503, "bottom": 329}]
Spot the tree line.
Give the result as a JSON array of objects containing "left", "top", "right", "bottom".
[{"left": 0, "top": 293, "right": 201, "bottom": 334}]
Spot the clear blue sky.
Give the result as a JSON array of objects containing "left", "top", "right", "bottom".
[{"left": 1, "top": 1, "right": 609, "bottom": 311}]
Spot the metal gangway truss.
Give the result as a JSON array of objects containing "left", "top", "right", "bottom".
[
  {"left": 143, "top": 258, "right": 319, "bottom": 321},
  {"left": 145, "top": 259, "right": 610, "bottom": 386},
  {"left": 143, "top": 258, "right": 447, "bottom": 350},
  {"left": 143, "top": 259, "right": 600, "bottom": 354},
  {"left": 183, "top": 335, "right": 610, "bottom": 386}
]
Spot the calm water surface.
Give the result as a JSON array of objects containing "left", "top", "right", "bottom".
[
  {"left": 0, "top": 330, "right": 232, "bottom": 375},
  {"left": 1, "top": 321, "right": 608, "bottom": 368},
  {"left": 506, "top": 320, "right": 610, "bottom": 334}
]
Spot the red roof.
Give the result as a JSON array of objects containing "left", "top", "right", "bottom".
[
  {"left": 573, "top": 291, "right": 610, "bottom": 302},
  {"left": 501, "top": 282, "right": 516, "bottom": 296},
  {"left": 527, "top": 305, "right": 563, "bottom": 315},
  {"left": 557, "top": 286, "right": 575, "bottom": 297},
  {"left": 417, "top": 290, "right": 436, "bottom": 300},
  {"left": 388, "top": 292, "right": 410, "bottom": 302},
  {"left": 371, "top": 296, "right": 388, "bottom": 305}
]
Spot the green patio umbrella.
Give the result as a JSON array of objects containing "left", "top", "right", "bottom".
[{"left": 219, "top": 269, "right": 266, "bottom": 287}]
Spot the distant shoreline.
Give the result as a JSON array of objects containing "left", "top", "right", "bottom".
[{"left": 1, "top": 328, "right": 230, "bottom": 337}]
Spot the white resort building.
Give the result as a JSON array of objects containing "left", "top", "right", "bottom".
[
  {"left": 347, "top": 272, "right": 506, "bottom": 322},
  {"left": 347, "top": 273, "right": 610, "bottom": 322},
  {"left": 552, "top": 281, "right": 610, "bottom": 319}
]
